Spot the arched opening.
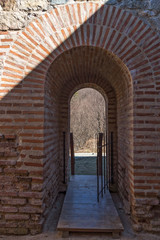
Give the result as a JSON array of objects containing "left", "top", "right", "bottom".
[
  {"left": 44, "top": 45, "right": 133, "bottom": 218},
  {"left": 0, "top": 2, "right": 159, "bottom": 234},
  {"left": 70, "top": 87, "right": 106, "bottom": 176}
]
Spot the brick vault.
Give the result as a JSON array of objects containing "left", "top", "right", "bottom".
[{"left": 0, "top": 2, "right": 160, "bottom": 235}]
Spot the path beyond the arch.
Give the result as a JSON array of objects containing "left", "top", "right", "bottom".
[{"left": 57, "top": 175, "right": 124, "bottom": 238}]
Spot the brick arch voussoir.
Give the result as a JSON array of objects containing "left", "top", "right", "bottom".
[
  {"left": 26, "top": 28, "right": 149, "bottom": 85},
  {"left": 68, "top": 83, "right": 109, "bottom": 104},
  {"left": 3, "top": 2, "right": 160, "bottom": 89}
]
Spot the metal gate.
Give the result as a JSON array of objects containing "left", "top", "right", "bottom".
[
  {"left": 63, "top": 131, "right": 114, "bottom": 202},
  {"left": 96, "top": 132, "right": 114, "bottom": 202}
]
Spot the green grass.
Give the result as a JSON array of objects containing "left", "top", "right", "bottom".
[{"left": 75, "top": 156, "right": 97, "bottom": 175}]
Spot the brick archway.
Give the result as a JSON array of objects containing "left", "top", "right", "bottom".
[
  {"left": 0, "top": 2, "right": 160, "bottom": 234},
  {"left": 45, "top": 45, "right": 133, "bottom": 210}
]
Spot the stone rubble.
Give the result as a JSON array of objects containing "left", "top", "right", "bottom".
[{"left": 0, "top": 0, "right": 159, "bottom": 33}]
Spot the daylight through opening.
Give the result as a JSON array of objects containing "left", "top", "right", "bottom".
[{"left": 70, "top": 88, "right": 106, "bottom": 176}]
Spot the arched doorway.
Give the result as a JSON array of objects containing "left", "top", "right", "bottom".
[
  {"left": 45, "top": 46, "right": 133, "bottom": 235},
  {"left": 70, "top": 87, "right": 106, "bottom": 176},
  {"left": 0, "top": 2, "right": 159, "bottom": 234},
  {"left": 45, "top": 45, "right": 133, "bottom": 214}
]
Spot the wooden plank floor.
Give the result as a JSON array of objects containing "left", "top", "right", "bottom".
[{"left": 57, "top": 175, "right": 124, "bottom": 237}]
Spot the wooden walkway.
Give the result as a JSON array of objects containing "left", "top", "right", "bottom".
[{"left": 57, "top": 175, "right": 124, "bottom": 238}]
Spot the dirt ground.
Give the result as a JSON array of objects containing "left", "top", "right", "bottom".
[{"left": 0, "top": 193, "right": 159, "bottom": 240}]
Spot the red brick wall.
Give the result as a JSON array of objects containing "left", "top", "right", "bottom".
[
  {"left": 46, "top": 45, "right": 133, "bottom": 221},
  {"left": 0, "top": 2, "right": 159, "bottom": 234},
  {"left": 43, "top": 67, "right": 61, "bottom": 218}
]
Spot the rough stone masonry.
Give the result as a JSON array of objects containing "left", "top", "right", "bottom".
[
  {"left": 0, "top": 0, "right": 160, "bottom": 236},
  {"left": 0, "top": 0, "right": 160, "bottom": 32}
]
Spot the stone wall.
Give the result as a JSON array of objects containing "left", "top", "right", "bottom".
[
  {"left": 0, "top": 133, "right": 43, "bottom": 234},
  {"left": 0, "top": 0, "right": 160, "bottom": 33}
]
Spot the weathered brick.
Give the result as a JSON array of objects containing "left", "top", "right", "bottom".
[
  {"left": 1, "top": 198, "right": 26, "bottom": 205},
  {"left": 19, "top": 206, "right": 43, "bottom": 214},
  {"left": 29, "top": 198, "right": 42, "bottom": 206},
  {"left": 0, "top": 191, "right": 18, "bottom": 197},
  {"left": 0, "top": 221, "right": 18, "bottom": 228},
  {"left": 19, "top": 192, "right": 43, "bottom": 199},
  {"left": 5, "top": 214, "right": 30, "bottom": 220},
  {"left": 31, "top": 184, "right": 43, "bottom": 191},
  {"left": 4, "top": 134, "right": 16, "bottom": 140},
  {"left": 0, "top": 227, "right": 29, "bottom": 235},
  {"left": 0, "top": 206, "right": 18, "bottom": 213}
]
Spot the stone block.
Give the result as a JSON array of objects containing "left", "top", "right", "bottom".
[
  {"left": 17, "top": 0, "right": 48, "bottom": 11},
  {"left": 0, "top": 11, "right": 28, "bottom": 30},
  {"left": 133, "top": 224, "right": 142, "bottom": 232},
  {"left": 120, "top": 0, "right": 149, "bottom": 9},
  {"left": 50, "top": 0, "right": 69, "bottom": 5},
  {"left": 0, "top": 0, "right": 16, "bottom": 11},
  {"left": 151, "top": 0, "right": 160, "bottom": 12},
  {"left": 151, "top": 16, "right": 160, "bottom": 29},
  {"left": 104, "top": 0, "right": 120, "bottom": 4}
]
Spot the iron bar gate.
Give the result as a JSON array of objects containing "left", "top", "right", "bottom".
[
  {"left": 63, "top": 132, "right": 66, "bottom": 184},
  {"left": 97, "top": 132, "right": 114, "bottom": 202},
  {"left": 70, "top": 133, "right": 75, "bottom": 175},
  {"left": 63, "top": 131, "right": 114, "bottom": 200}
]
